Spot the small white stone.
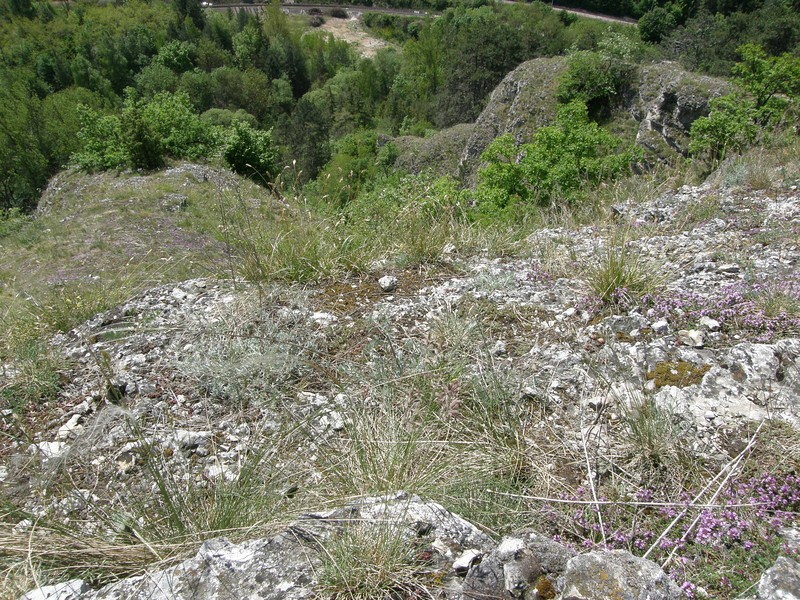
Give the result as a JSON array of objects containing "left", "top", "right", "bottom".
[
  {"left": 453, "top": 549, "right": 483, "bottom": 575},
  {"left": 651, "top": 319, "right": 669, "bottom": 334},
  {"left": 496, "top": 537, "right": 525, "bottom": 560},
  {"left": 171, "top": 288, "right": 188, "bottom": 301},
  {"left": 699, "top": 316, "right": 721, "bottom": 331},
  {"left": 320, "top": 410, "right": 345, "bottom": 431},
  {"left": 677, "top": 329, "right": 705, "bottom": 348},
  {"left": 378, "top": 275, "right": 398, "bottom": 292},
  {"left": 56, "top": 414, "right": 83, "bottom": 440},
  {"left": 173, "top": 429, "right": 211, "bottom": 450},
  {"left": 13, "top": 519, "right": 32, "bottom": 534},
  {"left": 204, "top": 463, "right": 238, "bottom": 482},
  {"left": 704, "top": 411, "right": 716, "bottom": 421},
  {"left": 491, "top": 340, "right": 507, "bottom": 356},
  {"left": 311, "top": 312, "right": 338, "bottom": 327},
  {"left": 115, "top": 451, "right": 137, "bottom": 475},
  {"left": 717, "top": 263, "right": 741, "bottom": 274},
  {"left": 31, "top": 441, "right": 68, "bottom": 459}
]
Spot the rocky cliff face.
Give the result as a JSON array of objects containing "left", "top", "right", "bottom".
[
  {"left": 631, "top": 62, "right": 732, "bottom": 160},
  {"left": 457, "top": 56, "right": 568, "bottom": 184},
  {"left": 393, "top": 57, "right": 729, "bottom": 185}
]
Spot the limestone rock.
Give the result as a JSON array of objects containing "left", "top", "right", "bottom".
[
  {"left": 651, "top": 319, "right": 670, "bottom": 334},
  {"left": 458, "top": 531, "right": 572, "bottom": 600},
  {"left": 458, "top": 57, "right": 567, "bottom": 184},
  {"left": 758, "top": 556, "right": 800, "bottom": 600},
  {"left": 20, "top": 580, "right": 90, "bottom": 600},
  {"left": 79, "top": 534, "right": 320, "bottom": 600},
  {"left": 514, "top": 529, "right": 575, "bottom": 575},
  {"left": 633, "top": 62, "right": 731, "bottom": 158},
  {"left": 29, "top": 493, "right": 493, "bottom": 600},
  {"left": 454, "top": 549, "right": 483, "bottom": 575},
  {"left": 378, "top": 275, "right": 399, "bottom": 292},
  {"left": 699, "top": 316, "right": 721, "bottom": 331},
  {"left": 677, "top": 329, "right": 705, "bottom": 348},
  {"left": 559, "top": 549, "right": 684, "bottom": 600},
  {"left": 393, "top": 123, "right": 475, "bottom": 178}
]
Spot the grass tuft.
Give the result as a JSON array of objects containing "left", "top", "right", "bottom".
[
  {"left": 586, "top": 240, "right": 663, "bottom": 307},
  {"left": 317, "top": 522, "right": 425, "bottom": 600}
]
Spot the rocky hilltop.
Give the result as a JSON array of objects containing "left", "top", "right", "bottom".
[
  {"left": 7, "top": 156, "right": 800, "bottom": 599},
  {"left": 393, "top": 57, "right": 730, "bottom": 185}
]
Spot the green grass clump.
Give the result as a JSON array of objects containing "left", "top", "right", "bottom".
[
  {"left": 317, "top": 523, "right": 423, "bottom": 600},
  {"left": 587, "top": 242, "right": 663, "bottom": 307},
  {"left": 0, "top": 339, "right": 63, "bottom": 414}
]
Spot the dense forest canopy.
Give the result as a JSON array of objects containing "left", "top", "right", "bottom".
[{"left": 0, "top": 0, "right": 797, "bottom": 213}]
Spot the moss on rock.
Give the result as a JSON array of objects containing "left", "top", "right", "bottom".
[{"left": 646, "top": 360, "right": 711, "bottom": 388}]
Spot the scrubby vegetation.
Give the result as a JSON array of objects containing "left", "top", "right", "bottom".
[{"left": 2, "top": 0, "right": 800, "bottom": 598}]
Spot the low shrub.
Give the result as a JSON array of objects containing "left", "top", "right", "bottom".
[
  {"left": 72, "top": 91, "right": 217, "bottom": 171},
  {"left": 475, "top": 101, "right": 639, "bottom": 215},
  {"left": 222, "top": 121, "right": 279, "bottom": 182}
]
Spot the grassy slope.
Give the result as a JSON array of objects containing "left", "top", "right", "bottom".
[{"left": 0, "top": 164, "right": 298, "bottom": 342}]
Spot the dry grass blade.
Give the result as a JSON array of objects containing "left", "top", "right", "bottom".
[
  {"left": 0, "top": 523, "right": 173, "bottom": 580},
  {"left": 581, "top": 426, "right": 607, "bottom": 546},
  {"left": 0, "top": 519, "right": 293, "bottom": 584}
]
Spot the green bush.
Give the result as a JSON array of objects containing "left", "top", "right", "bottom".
[
  {"left": 73, "top": 91, "right": 217, "bottom": 171},
  {"left": 0, "top": 208, "right": 29, "bottom": 239},
  {"left": 223, "top": 121, "right": 278, "bottom": 181},
  {"left": 732, "top": 43, "right": 800, "bottom": 115},
  {"left": 134, "top": 64, "right": 179, "bottom": 98},
  {"left": 689, "top": 44, "right": 800, "bottom": 165},
  {"left": 557, "top": 31, "right": 640, "bottom": 115},
  {"left": 201, "top": 108, "right": 258, "bottom": 128},
  {"left": 309, "top": 130, "right": 381, "bottom": 206},
  {"left": 476, "top": 100, "right": 638, "bottom": 214},
  {"left": 139, "top": 91, "right": 216, "bottom": 160},
  {"left": 638, "top": 7, "right": 677, "bottom": 44},
  {"left": 72, "top": 105, "right": 128, "bottom": 171},
  {"left": 121, "top": 93, "right": 165, "bottom": 170},
  {"left": 689, "top": 94, "right": 759, "bottom": 165},
  {"left": 153, "top": 40, "right": 195, "bottom": 73}
]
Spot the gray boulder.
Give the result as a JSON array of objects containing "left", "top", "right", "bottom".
[
  {"left": 559, "top": 549, "right": 684, "bottom": 600},
  {"left": 463, "top": 537, "right": 541, "bottom": 599},
  {"left": 20, "top": 580, "right": 90, "bottom": 600},
  {"left": 462, "top": 532, "right": 574, "bottom": 600},
  {"left": 514, "top": 529, "right": 575, "bottom": 575},
  {"left": 758, "top": 557, "right": 800, "bottom": 600}
]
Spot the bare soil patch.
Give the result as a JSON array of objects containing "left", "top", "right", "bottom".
[{"left": 318, "top": 16, "right": 394, "bottom": 58}]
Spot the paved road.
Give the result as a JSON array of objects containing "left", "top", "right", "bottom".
[{"left": 209, "top": 1, "right": 636, "bottom": 25}]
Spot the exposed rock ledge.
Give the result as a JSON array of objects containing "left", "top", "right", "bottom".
[{"left": 22, "top": 492, "right": 682, "bottom": 600}]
